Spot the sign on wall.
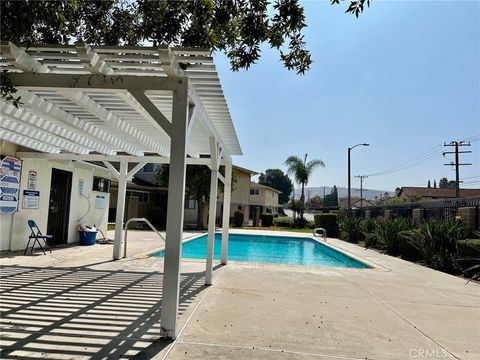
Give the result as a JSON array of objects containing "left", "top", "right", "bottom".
[
  {"left": 22, "top": 190, "right": 40, "bottom": 209},
  {"left": 0, "top": 156, "right": 22, "bottom": 213},
  {"left": 95, "top": 195, "right": 106, "bottom": 209},
  {"left": 27, "top": 170, "right": 37, "bottom": 190}
]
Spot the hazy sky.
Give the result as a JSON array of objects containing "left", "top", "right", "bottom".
[{"left": 214, "top": 0, "right": 479, "bottom": 191}]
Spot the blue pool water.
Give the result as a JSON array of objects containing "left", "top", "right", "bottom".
[{"left": 152, "top": 233, "right": 370, "bottom": 268}]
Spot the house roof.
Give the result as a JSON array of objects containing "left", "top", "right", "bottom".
[
  {"left": 250, "top": 182, "right": 282, "bottom": 193},
  {"left": 397, "top": 187, "right": 480, "bottom": 198},
  {"left": 233, "top": 165, "right": 258, "bottom": 176}
]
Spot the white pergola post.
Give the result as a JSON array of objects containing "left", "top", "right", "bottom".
[
  {"left": 205, "top": 138, "right": 219, "bottom": 285},
  {"left": 113, "top": 161, "right": 128, "bottom": 260},
  {"left": 221, "top": 161, "right": 232, "bottom": 265},
  {"left": 160, "top": 79, "right": 189, "bottom": 340}
]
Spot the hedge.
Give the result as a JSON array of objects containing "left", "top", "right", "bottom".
[
  {"left": 273, "top": 216, "right": 294, "bottom": 227},
  {"left": 314, "top": 214, "right": 339, "bottom": 238},
  {"left": 260, "top": 213, "right": 274, "bottom": 227},
  {"left": 233, "top": 210, "right": 244, "bottom": 227}
]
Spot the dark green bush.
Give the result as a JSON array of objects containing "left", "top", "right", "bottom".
[
  {"left": 339, "top": 217, "right": 363, "bottom": 243},
  {"left": 260, "top": 213, "right": 274, "bottom": 227},
  {"left": 273, "top": 216, "right": 294, "bottom": 227},
  {"left": 294, "top": 217, "right": 309, "bottom": 228},
  {"left": 456, "top": 238, "right": 480, "bottom": 276},
  {"left": 362, "top": 218, "right": 378, "bottom": 248},
  {"left": 403, "top": 220, "right": 470, "bottom": 273},
  {"left": 375, "top": 218, "right": 413, "bottom": 256},
  {"left": 307, "top": 220, "right": 316, "bottom": 229},
  {"left": 233, "top": 210, "right": 244, "bottom": 227},
  {"left": 147, "top": 207, "right": 167, "bottom": 228},
  {"left": 314, "top": 214, "right": 339, "bottom": 238}
]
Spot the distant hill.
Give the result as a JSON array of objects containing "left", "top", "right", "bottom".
[{"left": 293, "top": 186, "right": 395, "bottom": 201}]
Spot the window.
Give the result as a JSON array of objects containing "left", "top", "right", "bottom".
[
  {"left": 126, "top": 191, "right": 149, "bottom": 203},
  {"left": 184, "top": 199, "right": 195, "bottom": 209},
  {"left": 250, "top": 188, "right": 259, "bottom": 195}
]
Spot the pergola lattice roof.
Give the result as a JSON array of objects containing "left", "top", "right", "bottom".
[{"left": 0, "top": 42, "right": 242, "bottom": 158}]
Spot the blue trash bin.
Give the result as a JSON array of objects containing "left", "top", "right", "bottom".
[{"left": 79, "top": 231, "right": 97, "bottom": 245}]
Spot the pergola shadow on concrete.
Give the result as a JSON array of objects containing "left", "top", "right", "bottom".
[{"left": 0, "top": 41, "right": 242, "bottom": 338}]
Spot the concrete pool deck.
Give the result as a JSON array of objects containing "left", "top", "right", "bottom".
[{"left": 0, "top": 229, "right": 478, "bottom": 359}]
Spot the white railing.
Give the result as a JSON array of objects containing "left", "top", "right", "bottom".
[{"left": 123, "top": 217, "right": 166, "bottom": 258}]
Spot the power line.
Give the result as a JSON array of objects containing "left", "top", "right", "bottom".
[
  {"left": 443, "top": 141, "right": 472, "bottom": 197},
  {"left": 367, "top": 147, "right": 443, "bottom": 177}
]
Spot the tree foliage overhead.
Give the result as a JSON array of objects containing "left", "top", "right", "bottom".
[
  {"left": 258, "top": 168, "right": 293, "bottom": 204},
  {"left": 1, "top": 0, "right": 370, "bottom": 75}
]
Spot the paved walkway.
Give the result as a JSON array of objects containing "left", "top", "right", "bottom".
[{"left": 0, "top": 230, "right": 478, "bottom": 359}]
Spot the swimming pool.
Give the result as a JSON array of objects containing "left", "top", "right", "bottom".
[{"left": 152, "top": 233, "right": 370, "bottom": 268}]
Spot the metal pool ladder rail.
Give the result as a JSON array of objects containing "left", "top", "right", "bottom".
[{"left": 123, "top": 217, "right": 166, "bottom": 258}]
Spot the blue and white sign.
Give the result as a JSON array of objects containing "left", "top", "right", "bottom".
[
  {"left": 23, "top": 190, "right": 40, "bottom": 209},
  {"left": 0, "top": 156, "right": 21, "bottom": 213}
]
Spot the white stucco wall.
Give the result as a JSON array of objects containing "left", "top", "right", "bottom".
[{"left": 1, "top": 145, "right": 111, "bottom": 251}]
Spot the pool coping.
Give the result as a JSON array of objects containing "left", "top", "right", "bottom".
[{"left": 131, "top": 230, "right": 388, "bottom": 272}]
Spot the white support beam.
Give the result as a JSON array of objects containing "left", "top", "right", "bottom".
[
  {"left": 128, "top": 90, "right": 172, "bottom": 137},
  {"left": 59, "top": 90, "right": 165, "bottom": 155},
  {"left": 187, "top": 103, "right": 197, "bottom": 137},
  {"left": 221, "top": 161, "right": 232, "bottom": 265},
  {"left": 127, "top": 162, "right": 147, "bottom": 180},
  {"left": 102, "top": 161, "right": 120, "bottom": 179},
  {"left": 217, "top": 173, "right": 226, "bottom": 184},
  {"left": 160, "top": 79, "right": 189, "bottom": 340},
  {"left": 15, "top": 152, "right": 227, "bottom": 166},
  {"left": 113, "top": 161, "right": 128, "bottom": 260},
  {"left": 7, "top": 73, "right": 180, "bottom": 92},
  {"left": 205, "top": 137, "right": 219, "bottom": 285},
  {"left": 1, "top": 41, "right": 51, "bottom": 73},
  {"left": 76, "top": 43, "right": 116, "bottom": 75},
  {"left": 159, "top": 47, "right": 185, "bottom": 77},
  {"left": 188, "top": 85, "right": 231, "bottom": 162}
]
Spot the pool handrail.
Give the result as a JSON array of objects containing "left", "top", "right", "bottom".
[
  {"left": 313, "top": 227, "right": 327, "bottom": 241},
  {"left": 123, "top": 217, "right": 165, "bottom": 258}
]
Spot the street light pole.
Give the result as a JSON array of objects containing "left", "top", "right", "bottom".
[{"left": 348, "top": 143, "right": 369, "bottom": 211}]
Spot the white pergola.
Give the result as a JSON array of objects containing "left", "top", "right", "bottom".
[{"left": 0, "top": 41, "right": 242, "bottom": 339}]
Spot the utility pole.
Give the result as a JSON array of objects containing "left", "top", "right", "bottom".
[
  {"left": 443, "top": 141, "right": 472, "bottom": 198},
  {"left": 354, "top": 175, "right": 368, "bottom": 208}
]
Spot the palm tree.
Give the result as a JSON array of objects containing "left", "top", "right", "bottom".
[{"left": 284, "top": 154, "right": 325, "bottom": 222}]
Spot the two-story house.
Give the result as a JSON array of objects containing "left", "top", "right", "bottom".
[{"left": 248, "top": 182, "right": 281, "bottom": 221}]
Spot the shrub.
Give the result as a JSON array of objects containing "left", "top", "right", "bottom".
[
  {"left": 314, "top": 214, "right": 339, "bottom": 238},
  {"left": 294, "top": 217, "right": 309, "bottom": 228},
  {"left": 374, "top": 218, "right": 412, "bottom": 256},
  {"left": 260, "top": 213, "right": 274, "bottom": 227},
  {"left": 362, "top": 218, "right": 378, "bottom": 248},
  {"left": 233, "top": 210, "right": 244, "bottom": 227},
  {"left": 147, "top": 207, "right": 167, "bottom": 228},
  {"left": 339, "top": 217, "right": 364, "bottom": 243},
  {"left": 456, "top": 238, "right": 480, "bottom": 277},
  {"left": 307, "top": 220, "right": 316, "bottom": 229},
  {"left": 402, "top": 220, "right": 470, "bottom": 273},
  {"left": 273, "top": 216, "right": 294, "bottom": 227}
]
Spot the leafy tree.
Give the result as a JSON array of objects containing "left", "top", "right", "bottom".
[
  {"left": 306, "top": 195, "right": 323, "bottom": 209},
  {"left": 439, "top": 177, "right": 456, "bottom": 189},
  {"left": 433, "top": 180, "right": 437, "bottom": 188},
  {"left": 427, "top": 180, "right": 431, "bottom": 188},
  {"left": 324, "top": 185, "right": 339, "bottom": 207},
  {"left": 258, "top": 168, "right": 293, "bottom": 204},
  {"left": 284, "top": 154, "right": 325, "bottom": 221},
  {"left": 1, "top": 0, "right": 369, "bottom": 74},
  {"left": 156, "top": 164, "right": 235, "bottom": 228}
]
